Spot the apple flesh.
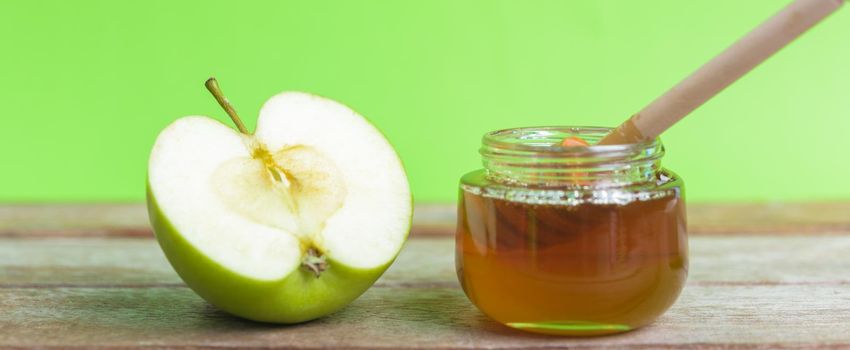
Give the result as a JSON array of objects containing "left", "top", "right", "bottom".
[{"left": 147, "top": 92, "right": 411, "bottom": 323}]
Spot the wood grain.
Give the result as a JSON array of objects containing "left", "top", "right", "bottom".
[
  {"left": 687, "top": 202, "right": 850, "bottom": 234},
  {"left": 1, "top": 236, "right": 849, "bottom": 287},
  {"left": 2, "top": 284, "right": 850, "bottom": 349},
  {"left": 1, "top": 236, "right": 850, "bottom": 348},
  {"left": 1, "top": 203, "right": 850, "bottom": 349},
  {"left": 2, "top": 202, "right": 850, "bottom": 237}
]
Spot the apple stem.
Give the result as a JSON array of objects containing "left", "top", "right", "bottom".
[
  {"left": 302, "top": 247, "right": 328, "bottom": 278},
  {"left": 204, "top": 77, "right": 250, "bottom": 135}
]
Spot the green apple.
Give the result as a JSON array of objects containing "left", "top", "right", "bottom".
[{"left": 147, "top": 78, "right": 411, "bottom": 323}]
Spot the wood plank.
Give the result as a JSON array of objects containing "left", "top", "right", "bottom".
[
  {"left": 0, "top": 203, "right": 150, "bottom": 237},
  {"left": 1, "top": 284, "right": 849, "bottom": 349},
  {"left": 687, "top": 202, "right": 850, "bottom": 234},
  {"left": 0, "top": 236, "right": 848, "bottom": 349},
  {"left": 1, "top": 235, "right": 849, "bottom": 349},
  {"left": 2, "top": 236, "right": 850, "bottom": 287},
  {"left": 2, "top": 202, "right": 850, "bottom": 237},
  {"left": 1, "top": 202, "right": 849, "bottom": 348}
]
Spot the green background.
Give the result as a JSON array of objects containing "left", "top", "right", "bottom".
[{"left": 1, "top": 0, "right": 848, "bottom": 203}]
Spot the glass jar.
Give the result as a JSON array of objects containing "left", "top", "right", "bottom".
[{"left": 456, "top": 126, "right": 687, "bottom": 336}]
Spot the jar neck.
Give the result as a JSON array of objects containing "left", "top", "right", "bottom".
[{"left": 480, "top": 126, "right": 664, "bottom": 188}]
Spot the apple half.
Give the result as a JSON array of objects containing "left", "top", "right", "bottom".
[{"left": 147, "top": 90, "right": 411, "bottom": 323}]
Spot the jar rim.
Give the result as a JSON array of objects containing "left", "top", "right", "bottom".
[
  {"left": 479, "top": 126, "right": 665, "bottom": 187},
  {"left": 482, "top": 126, "right": 659, "bottom": 156}
]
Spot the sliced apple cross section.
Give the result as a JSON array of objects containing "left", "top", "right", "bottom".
[
  {"left": 212, "top": 143, "right": 348, "bottom": 237},
  {"left": 147, "top": 87, "right": 411, "bottom": 323},
  {"left": 213, "top": 141, "right": 347, "bottom": 276}
]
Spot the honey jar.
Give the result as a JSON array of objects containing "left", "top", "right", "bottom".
[{"left": 456, "top": 126, "right": 687, "bottom": 335}]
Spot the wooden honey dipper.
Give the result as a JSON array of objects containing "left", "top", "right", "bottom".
[{"left": 591, "top": 0, "right": 844, "bottom": 146}]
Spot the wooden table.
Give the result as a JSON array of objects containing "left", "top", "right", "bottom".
[{"left": 1, "top": 203, "right": 849, "bottom": 349}]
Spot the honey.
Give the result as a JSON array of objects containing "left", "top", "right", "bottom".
[{"left": 455, "top": 126, "right": 687, "bottom": 336}]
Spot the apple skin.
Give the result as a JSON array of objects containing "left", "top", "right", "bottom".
[{"left": 147, "top": 185, "right": 405, "bottom": 323}]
